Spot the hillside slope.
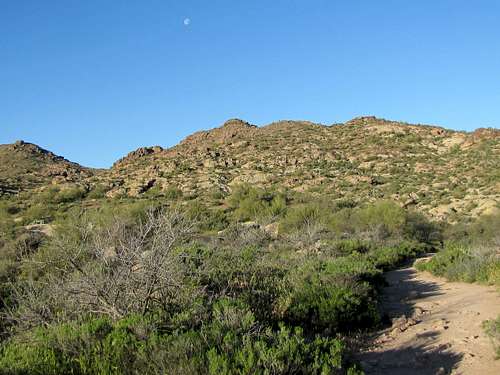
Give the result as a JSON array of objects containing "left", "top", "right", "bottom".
[
  {"left": 108, "top": 116, "right": 500, "bottom": 220},
  {"left": 0, "top": 140, "right": 93, "bottom": 195},
  {"left": 1, "top": 117, "right": 499, "bottom": 220}
]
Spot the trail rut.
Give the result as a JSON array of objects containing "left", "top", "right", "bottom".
[{"left": 357, "top": 263, "right": 500, "bottom": 374}]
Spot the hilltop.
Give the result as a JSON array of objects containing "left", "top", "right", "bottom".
[
  {"left": 1, "top": 116, "right": 499, "bottom": 220},
  {"left": 109, "top": 117, "right": 499, "bottom": 220},
  {"left": 0, "top": 140, "right": 93, "bottom": 195}
]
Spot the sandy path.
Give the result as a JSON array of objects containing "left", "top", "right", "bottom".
[{"left": 357, "top": 263, "right": 500, "bottom": 374}]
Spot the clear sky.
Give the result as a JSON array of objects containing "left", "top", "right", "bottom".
[{"left": 1, "top": 0, "right": 499, "bottom": 167}]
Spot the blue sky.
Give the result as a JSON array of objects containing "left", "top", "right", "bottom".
[{"left": 1, "top": 0, "right": 499, "bottom": 167}]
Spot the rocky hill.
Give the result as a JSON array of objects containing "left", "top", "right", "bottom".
[
  {"left": 107, "top": 116, "right": 500, "bottom": 220},
  {"left": 2, "top": 117, "right": 499, "bottom": 220},
  {"left": 0, "top": 140, "right": 93, "bottom": 195}
]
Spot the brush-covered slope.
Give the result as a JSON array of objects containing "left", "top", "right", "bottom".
[
  {"left": 1, "top": 117, "right": 498, "bottom": 220},
  {"left": 108, "top": 117, "right": 500, "bottom": 220},
  {"left": 0, "top": 140, "right": 93, "bottom": 194}
]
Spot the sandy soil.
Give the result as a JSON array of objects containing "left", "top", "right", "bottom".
[{"left": 357, "top": 262, "right": 500, "bottom": 375}]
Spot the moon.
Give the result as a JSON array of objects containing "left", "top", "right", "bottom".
[{"left": 183, "top": 18, "right": 191, "bottom": 26}]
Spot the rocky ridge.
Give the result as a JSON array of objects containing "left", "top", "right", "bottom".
[
  {"left": 2, "top": 117, "right": 499, "bottom": 220},
  {"left": 0, "top": 140, "right": 93, "bottom": 194}
]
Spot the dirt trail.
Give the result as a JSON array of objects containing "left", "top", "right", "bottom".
[{"left": 357, "top": 262, "right": 500, "bottom": 374}]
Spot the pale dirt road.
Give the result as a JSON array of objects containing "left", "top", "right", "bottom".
[{"left": 357, "top": 263, "right": 500, "bottom": 375}]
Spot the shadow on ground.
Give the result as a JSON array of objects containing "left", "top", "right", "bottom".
[
  {"left": 380, "top": 266, "right": 443, "bottom": 320},
  {"left": 359, "top": 335, "right": 463, "bottom": 375},
  {"left": 357, "top": 265, "right": 463, "bottom": 375}
]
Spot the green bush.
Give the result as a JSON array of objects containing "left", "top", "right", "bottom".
[
  {"left": 23, "top": 204, "right": 55, "bottom": 224},
  {"left": 185, "top": 200, "right": 228, "bottom": 231},
  {"left": 279, "top": 203, "right": 326, "bottom": 234},
  {"left": 469, "top": 212, "right": 500, "bottom": 244},
  {"left": 54, "top": 187, "right": 86, "bottom": 203},
  {"left": 444, "top": 212, "right": 500, "bottom": 246},
  {"left": 0, "top": 310, "right": 356, "bottom": 375},
  {"left": 404, "top": 211, "right": 441, "bottom": 245},
  {"left": 87, "top": 184, "right": 110, "bottom": 199},
  {"left": 354, "top": 200, "right": 406, "bottom": 240},
  {"left": 321, "top": 239, "right": 371, "bottom": 257},
  {"left": 0, "top": 204, "right": 17, "bottom": 239},
  {"left": 280, "top": 258, "right": 380, "bottom": 334},
  {"left": 368, "top": 241, "right": 427, "bottom": 271},
  {"left": 164, "top": 186, "right": 183, "bottom": 200},
  {"left": 328, "top": 208, "right": 356, "bottom": 236},
  {"left": 228, "top": 185, "right": 287, "bottom": 222},
  {"left": 198, "top": 246, "right": 286, "bottom": 324},
  {"left": 205, "top": 323, "right": 347, "bottom": 375},
  {"left": 416, "top": 243, "right": 499, "bottom": 285},
  {"left": 483, "top": 315, "right": 500, "bottom": 359},
  {"left": 0, "top": 316, "right": 157, "bottom": 375}
]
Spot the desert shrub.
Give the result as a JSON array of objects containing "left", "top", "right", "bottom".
[
  {"left": 469, "top": 212, "right": 500, "bottom": 245},
  {"left": 209, "top": 187, "right": 226, "bottom": 200},
  {"left": 198, "top": 246, "right": 285, "bottom": 324},
  {"left": 11, "top": 208, "right": 199, "bottom": 328},
  {"left": 0, "top": 230, "right": 46, "bottom": 312},
  {"left": 23, "top": 203, "right": 55, "bottom": 224},
  {"left": 228, "top": 185, "right": 287, "bottom": 222},
  {"left": 279, "top": 258, "right": 380, "bottom": 334},
  {"left": 416, "top": 243, "right": 500, "bottom": 285},
  {"left": 87, "top": 184, "right": 110, "bottom": 199},
  {"left": 54, "top": 186, "right": 86, "bottom": 203},
  {"left": 164, "top": 186, "right": 183, "bottom": 200},
  {"left": 368, "top": 241, "right": 427, "bottom": 271},
  {"left": 205, "top": 323, "right": 348, "bottom": 375},
  {"left": 0, "top": 238, "right": 20, "bottom": 315},
  {"left": 328, "top": 208, "right": 356, "bottom": 236},
  {"left": 0, "top": 205, "right": 17, "bottom": 239},
  {"left": 185, "top": 201, "right": 228, "bottom": 232},
  {"left": 0, "top": 311, "right": 356, "bottom": 375},
  {"left": 279, "top": 203, "right": 327, "bottom": 236},
  {"left": 31, "top": 186, "right": 86, "bottom": 205},
  {"left": 217, "top": 224, "right": 271, "bottom": 249},
  {"left": 483, "top": 315, "right": 500, "bottom": 359},
  {"left": 268, "top": 194, "right": 287, "bottom": 218},
  {"left": 0, "top": 201, "right": 21, "bottom": 216},
  {"left": 403, "top": 211, "right": 441, "bottom": 245},
  {"left": 0, "top": 316, "right": 150, "bottom": 375},
  {"left": 327, "top": 202, "right": 441, "bottom": 246},
  {"left": 353, "top": 200, "right": 406, "bottom": 241},
  {"left": 444, "top": 212, "right": 500, "bottom": 246},
  {"left": 32, "top": 186, "right": 60, "bottom": 204},
  {"left": 320, "top": 239, "right": 372, "bottom": 257},
  {"left": 334, "top": 199, "right": 357, "bottom": 210}
]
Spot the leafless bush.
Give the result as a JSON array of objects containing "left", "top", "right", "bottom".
[
  {"left": 218, "top": 223, "right": 271, "bottom": 248},
  {"left": 285, "top": 221, "right": 325, "bottom": 251},
  {"left": 9, "top": 208, "right": 198, "bottom": 328}
]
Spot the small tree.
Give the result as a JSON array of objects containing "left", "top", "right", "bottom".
[{"left": 9, "top": 208, "right": 198, "bottom": 328}]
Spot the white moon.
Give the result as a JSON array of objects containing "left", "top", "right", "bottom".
[{"left": 183, "top": 18, "right": 191, "bottom": 26}]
